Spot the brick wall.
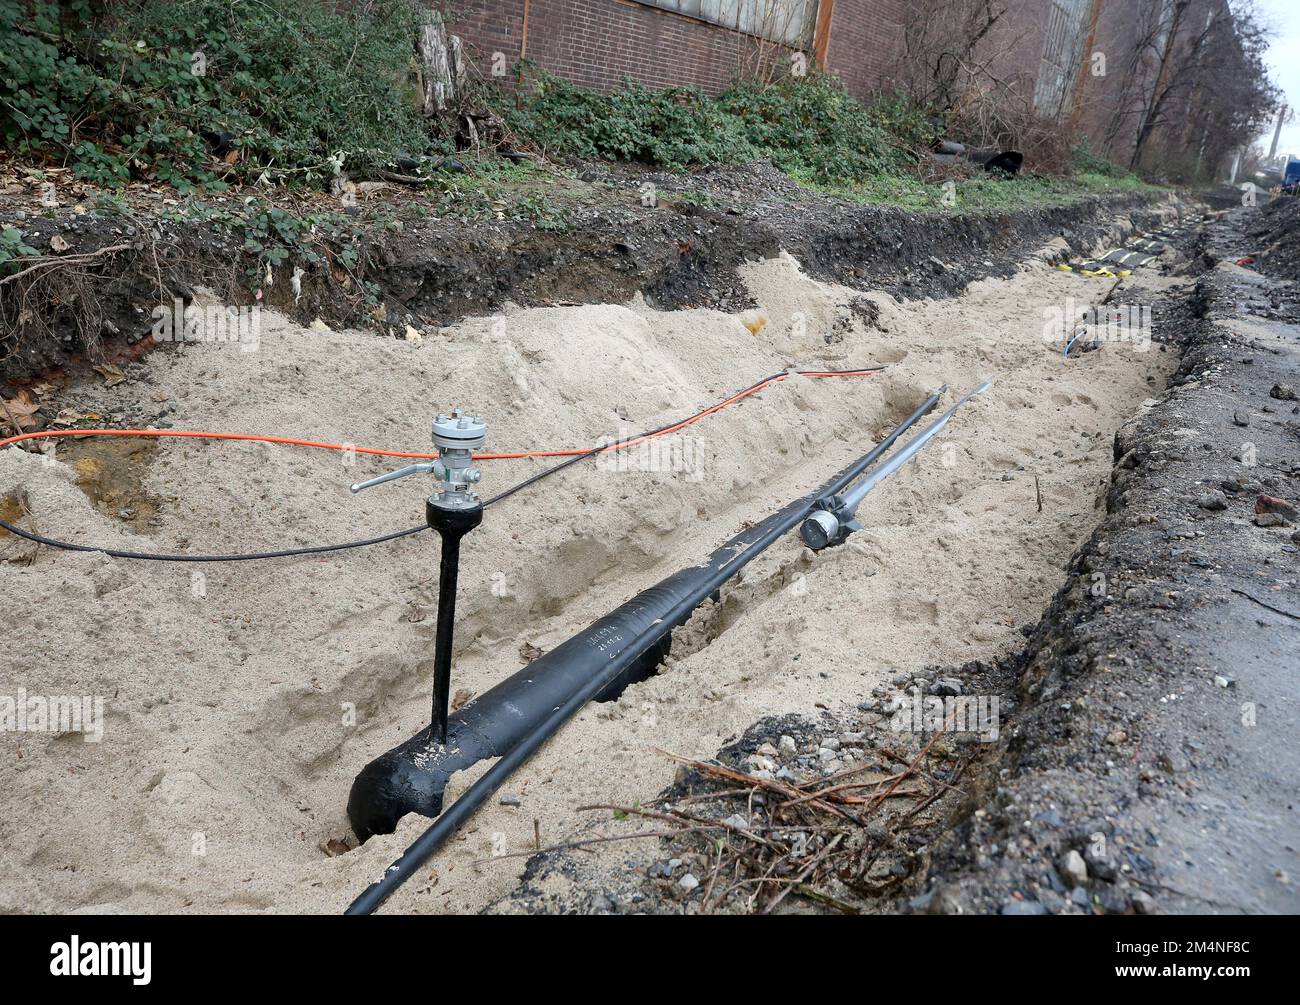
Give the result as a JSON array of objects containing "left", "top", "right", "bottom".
[
  {"left": 821, "top": 0, "right": 905, "bottom": 100},
  {"left": 450, "top": 0, "right": 770, "bottom": 94},
  {"left": 449, "top": 0, "right": 529, "bottom": 76},
  {"left": 447, "top": 0, "right": 908, "bottom": 97}
]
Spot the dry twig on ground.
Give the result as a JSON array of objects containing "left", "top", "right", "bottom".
[{"left": 572, "top": 720, "right": 968, "bottom": 914}]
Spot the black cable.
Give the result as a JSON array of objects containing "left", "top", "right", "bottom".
[
  {"left": 0, "top": 517, "right": 430, "bottom": 563},
  {"left": 0, "top": 367, "right": 884, "bottom": 563}
]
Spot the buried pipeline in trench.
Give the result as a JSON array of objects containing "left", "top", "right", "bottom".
[
  {"left": 0, "top": 195, "right": 1203, "bottom": 917},
  {"left": 0, "top": 361, "right": 985, "bottom": 911},
  {"left": 344, "top": 379, "right": 992, "bottom": 915}
]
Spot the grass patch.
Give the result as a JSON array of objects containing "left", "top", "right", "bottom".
[{"left": 805, "top": 169, "right": 1156, "bottom": 213}]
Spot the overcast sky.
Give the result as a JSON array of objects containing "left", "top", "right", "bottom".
[{"left": 1256, "top": 0, "right": 1300, "bottom": 158}]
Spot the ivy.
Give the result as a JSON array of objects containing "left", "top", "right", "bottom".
[
  {"left": 0, "top": 226, "right": 39, "bottom": 273},
  {"left": 505, "top": 69, "right": 912, "bottom": 185},
  {"left": 0, "top": 0, "right": 445, "bottom": 190}
]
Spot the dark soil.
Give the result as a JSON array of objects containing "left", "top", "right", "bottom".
[
  {"left": 2, "top": 160, "right": 1163, "bottom": 391},
  {"left": 1246, "top": 195, "right": 1300, "bottom": 283}
]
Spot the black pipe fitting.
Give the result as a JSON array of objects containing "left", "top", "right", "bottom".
[{"left": 426, "top": 501, "right": 482, "bottom": 744}]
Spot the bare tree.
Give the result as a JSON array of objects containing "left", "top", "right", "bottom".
[
  {"left": 1099, "top": 0, "right": 1276, "bottom": 178},
  {"left": 1129, "top": 0, "right": 1198, "bottom": 169},
  {"left": 898, "top": 0, "right": 1011, "bottom": 113},
  {"left": 896, "top": 0, "right": 1085, "bottom": 169}
]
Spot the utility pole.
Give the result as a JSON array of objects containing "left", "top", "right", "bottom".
[
  {"left": 1067, "top": 0, "right": 1105, "bottom": 135},
  {"left": 1267, "top": 104, "right": 1288, "bottom": 165},
  {"left": 813, "top": 0, "right": 834, "bottom": 68}
]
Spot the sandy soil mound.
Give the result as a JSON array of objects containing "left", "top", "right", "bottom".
[{"left": 1, "top": 224, "right": 1183, "bottom": 913}]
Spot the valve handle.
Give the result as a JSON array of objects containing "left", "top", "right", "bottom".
[{"left": 350, "top": 461, "right": 442, "bottom": 494}]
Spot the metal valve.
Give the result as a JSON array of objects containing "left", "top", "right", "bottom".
[
  {"left": 350, "top": 409, "right": 486, "bottom": 511},
  {"left": 428, "top": 410, "right": 486, "bottom": 511}
]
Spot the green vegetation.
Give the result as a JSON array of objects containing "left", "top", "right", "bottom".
[
  {"left": 504, "top": 67, "right": 1150, "bottom": 210},
  {"left": 193, "top": 203, "right": 365, "bottom": 276},
  {"left": 1, "top": 0, "right": 439, "bottom": 191},
  {"left": 0, "top": 0, "right": 1150, "bottom": 216},
  {"left": 506, "top": 70, "right": 912, "bottom": 186},
  {"left": 0, "top": 226, "right": 38, "bottom": 271},
  {"left": 1071, "top": 137, "right": 1136, "bottom": 180}
]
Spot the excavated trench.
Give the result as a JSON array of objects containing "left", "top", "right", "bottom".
[{"left": 0, "top": 197, "right": 1195, "bottom": 913}]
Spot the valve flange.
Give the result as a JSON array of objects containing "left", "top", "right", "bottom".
[{"left": 429, "top": 409, "right": 485, "bottom": 511}]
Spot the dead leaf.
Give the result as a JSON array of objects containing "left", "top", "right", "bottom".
[
  {"left": 92, "top": 363, "right": 126, "bottom": 387},
  {"left": 0, "top": 390, "right": 41, "bottom": 433},
  {"left": 52, "top": 408, "right": 100, "bottom": 427}
]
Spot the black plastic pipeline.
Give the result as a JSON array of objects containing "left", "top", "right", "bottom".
[{"left": 344, "top": 388, "right": 944, "bottom": 915}]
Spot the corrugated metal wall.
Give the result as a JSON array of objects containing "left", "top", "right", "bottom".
[
  {"left": 1033, "top": 0, "right": 1090, "bottom": 117},
  {"left": 641, "top": 1, "right": 817, "bottom": 48}
]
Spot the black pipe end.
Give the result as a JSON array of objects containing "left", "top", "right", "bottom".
[
  {"left": 347, "top": 633, "right": 675, "bottom": 842},
  {"left": 801, "top": 496, "right": 853, "bottom": 551},
  {"left": 347, "top": 726, "right": 450, "bottom": 842}
]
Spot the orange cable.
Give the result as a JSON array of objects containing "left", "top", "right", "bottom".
[{"left": 0, "top": 370, "right": 880, "bottom": 460}]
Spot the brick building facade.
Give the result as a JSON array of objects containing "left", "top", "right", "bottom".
[
  {"left": 444, "top": 0, "right": 1240, "bottom": 177},
  {"left": 446, "top": 0, "right": 909, "bottom": 97},
  {"left": 817, "top": 0, "right": 905, "bottom": 100}
]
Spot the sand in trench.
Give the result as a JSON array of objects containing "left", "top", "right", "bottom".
[{"left": 0, "top": 226, "right": 1184, "bottom": 913}]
